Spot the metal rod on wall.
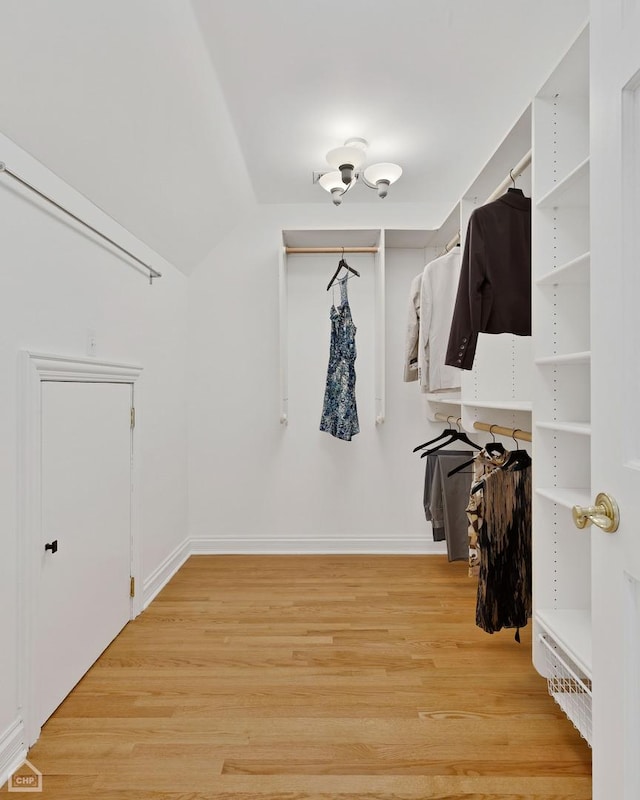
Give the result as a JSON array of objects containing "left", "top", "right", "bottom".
[{"left": 0, "top": 162, "right": 162, "bottom": 283}]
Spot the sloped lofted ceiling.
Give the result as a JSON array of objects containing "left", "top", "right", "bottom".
[
  {"left": 0, "top": 1, "right": 588, "bottom": 275},
  {"left": 0, "top": 0, "right": 254, "bottom": 276}
]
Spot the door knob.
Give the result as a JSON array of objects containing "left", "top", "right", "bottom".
[
  {"left": 44, "top": 540, "right": 58, "bottom": 554},
  {"left": 572, "top": 492, "right": 619, "bottom": 533}
]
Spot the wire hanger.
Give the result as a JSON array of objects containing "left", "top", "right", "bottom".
[
  {"left": 420, "top": 418, "right": 481, "bottom": 458},
  {"left": 326, "top": 248, "right": 361, "bottom": 291},
  {"left": 507, "top": 168, "right": 525, "bottom": 196}
]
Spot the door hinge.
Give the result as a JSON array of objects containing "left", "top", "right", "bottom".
[
  {"left": 130, "top": 407, "right": 136, "bottom": 429},
  {"left": 130, "top": 576, "right": 135, "bottom": 598}
]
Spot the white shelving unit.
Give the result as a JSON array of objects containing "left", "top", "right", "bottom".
[
  {"left": 423, "top": 106, "right": 534, "bottom": 443},
  {"left": 417, "top": 19, "right": 594, "bottom": 754},
  {"left": 463, "top": 399, "right": 532, "bottom": 412},
  {"left": 531, "top": 25, "right": 592, "bottom": 744},
  {"left": 416, "top": 21, "right": 594, "bottom": 750}
]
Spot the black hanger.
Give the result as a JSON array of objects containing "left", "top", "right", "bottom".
[
  {"left": 412, "top": 416, "right": 456, "bottom": 453},
  {"left": 447, "top": 426, "right": 506, "bottom": 478},
  {"left": 470, "top": 447, "right": 530, "bottom": 493},
  {"left": 485, "top": 424, "right": 506, "bottom": 457},
  {"left": 420, "top": 421, "right": 481, "bottom": 458},
  {"left": 498, "top": 431, "right": 531, "bottom": 471},
  {"left": 500, "top": 449, "right": 532, "bottom": 471},
  {"left": 446, "top": 454, "right": 476, "bottom": 477},
  {"left": 326, "top": 253, "right": 360, "bottom": 291}
]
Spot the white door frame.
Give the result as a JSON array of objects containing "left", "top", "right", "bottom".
[{"left": 18, "top": 352, "right": 143, "bottom": 747}]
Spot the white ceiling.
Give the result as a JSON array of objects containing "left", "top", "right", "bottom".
[
  {"left": 191, "top": 0, "right": 588, "bottom": 207},
  {"left": 0, "top": 1, "right": 588, "bottom": 274}
]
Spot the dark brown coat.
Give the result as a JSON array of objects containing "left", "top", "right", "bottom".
[{"left": 445, "top": 190, "right": 531, "bottom": 370}]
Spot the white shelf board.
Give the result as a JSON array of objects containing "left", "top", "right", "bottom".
[
  {"left": 282, "top": 228, "right": 381, "bottom": 248},
  {"left": 385, "top": 229, "right": 438, "bottom": 249},
  {"left": 536, "top": 487, "right": 591, "bottom": 509},
  {"left": 536, "top": 157, "right": 590, "bottom": 209},
  {"left": 536, "top": 608, "right": 592, "bottom": 676},
  {"left": 536, "top": 420, "right": 591, "bottom": 435},
  {"left": 535, "top": 351, "right": 591, "bottom": 366},
  {"left": 537, "top": 24, "right": 589, "bottom": 99},
  {"left": 536, "top": 252, "right": 590, "bottom": 286},
  {"left": 424, "top": 392, "right": 461, "bottom": 404},
  {"left": 463, "top": 399, "right": 532, "bottom": 412}
]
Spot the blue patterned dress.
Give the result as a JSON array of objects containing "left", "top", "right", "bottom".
[{"left": 320, "top": 277, "right": 359, "bottom": 440}]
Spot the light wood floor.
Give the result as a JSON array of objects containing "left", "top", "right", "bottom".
[{"left": 23, "top": 555, "right": 591, "bottom": 798}]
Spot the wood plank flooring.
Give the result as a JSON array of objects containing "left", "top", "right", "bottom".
[{"left": 21, "top": 555, "right": 591, "bottom": 798}]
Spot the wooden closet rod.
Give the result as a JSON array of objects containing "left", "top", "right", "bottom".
[
  {"left": 443, "top": 149, "right": 532, "bottom": 253},
  {"left": 433, "top": 413, "right": 532, "bottom": 442},
  {"left": 285, "top": 246, "right": 379, "bottom": 254},
  {"left": 473, "top": 420, "right": 532, "bottom": 442}
]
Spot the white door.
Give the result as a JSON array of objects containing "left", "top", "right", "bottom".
[
  {"left": 590, "top": 3, "right": 640, "bottom": 798},
  {"left": 38, "top": 380, "right": 133, "bottom": 725}
]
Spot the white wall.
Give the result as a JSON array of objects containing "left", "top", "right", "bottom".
[
  {"left": 188, "top": 202, "right": 452, "bottom": 551},
  {"left": 0, "top": 134, "right": 189, "bottom": 749},
  {"left": 0, "top": 0, "right": 253, "bottom": 275}
]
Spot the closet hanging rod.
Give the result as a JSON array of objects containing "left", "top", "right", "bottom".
[
  {"left": 473, "top": 420, "right": 532, "bottom": 442},
  {"left": 433, "top": 413, "right": 532, "bottom": 442},
  {"left": 443, "top": 149, "right": 533, "bottom": 253},
  {"left": 285, "top": 246, "right": 379, "bottom": 254},
  {"left": 0, "top": 162, "right": 162, "bottom": 283}
]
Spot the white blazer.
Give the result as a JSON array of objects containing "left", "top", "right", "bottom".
[
  {"left": 419, "top": 249, "right": 463, "bottom": 392},
  {"left": 403, "top": 272, "right": 423, "bottom": 382}
]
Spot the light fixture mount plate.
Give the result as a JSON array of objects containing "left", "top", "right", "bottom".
[{"left": 343, "top": 137, "right": 369, "bottom": 152}]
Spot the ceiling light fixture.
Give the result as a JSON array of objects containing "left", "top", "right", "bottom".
[{"left": 316, "top": 138, "right": 402, "bottom": 205}]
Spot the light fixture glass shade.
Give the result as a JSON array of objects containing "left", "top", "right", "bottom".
[
  {"left": 318, "top": 171, "right": 345, "bottom": 192},
  {"left": 326, "top": 145, "right": 366, "bottom": 172},
  {"left": 363, "top": 162, "right": 403, "bottom": 186}
]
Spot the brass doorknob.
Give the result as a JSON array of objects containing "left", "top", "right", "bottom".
[{"left": 572, "top": 492, "right": 619, "bottom": 533}]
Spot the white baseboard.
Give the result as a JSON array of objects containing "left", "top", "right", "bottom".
[
  {"left": 0, "top": 718, "right": 26, "bottom": 789},
  {"left": 142, "top": 537, "right": 191, "bottom": 609},
  {"left": 190, "top": 536, "right": 447, "bottom": 555}
]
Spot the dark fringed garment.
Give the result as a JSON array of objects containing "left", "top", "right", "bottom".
[{"left": 475, "top": 462, "right": 532, "bottom": 636}]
